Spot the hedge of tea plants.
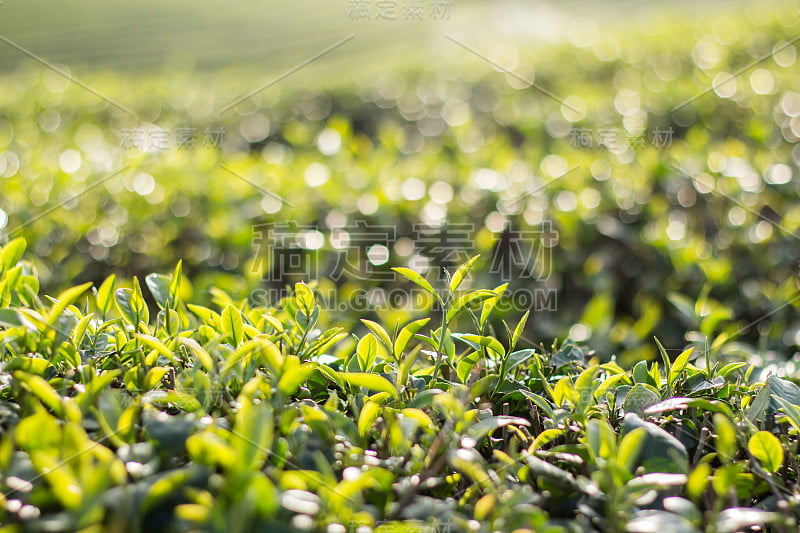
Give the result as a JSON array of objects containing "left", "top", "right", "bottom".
[
  {"left": 0, "top": 240, "right": 799, "bottom": 532},
  {"left": 0, "top": 6, "right": 799, "bottom": 365},
  {"left": 1, "top": 3, "right": 800, "bottom": 532}
]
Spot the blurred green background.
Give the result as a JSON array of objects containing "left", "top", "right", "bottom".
[
  {"left": 0, "top": 0, "right": 752, "bottom": 73},
  {"left": 0, "top": 0, "right": 799, "bottom": 367}
]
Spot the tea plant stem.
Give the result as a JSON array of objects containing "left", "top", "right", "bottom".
[{"left": 432, "top": 301, "right": 451, "bottom": 381}]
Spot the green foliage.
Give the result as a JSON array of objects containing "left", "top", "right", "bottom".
[
  {"left": 748, "top": 431, "right": 784, "bottom": 474},
  {"left": 0, "top": 6, "right": 798, "bottom": 369},
  {"left": 1, "top": 5, "right": 800, "bottom": 531},
  {"left": 0, "top": 245, "right": 797, "bottom": 531}
]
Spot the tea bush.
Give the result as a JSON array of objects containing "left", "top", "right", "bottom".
[
  {"left": 0, "top": 6, "right": 799, "bottom": 364},
  {"left": 2, "top": 3, "right": 800, "bottom": 532},
  {"left": 1, "top": 239, "right": 800, "bottom": 532}
]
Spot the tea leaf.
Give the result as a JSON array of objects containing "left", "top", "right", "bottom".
[{"left": 748, "top": 431, "right": 783, "bottom": 473}]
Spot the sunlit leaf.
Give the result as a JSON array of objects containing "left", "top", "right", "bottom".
[
  {"left": 449, "top": 254, "right": 480, "bottom": 293},
  {"left": 340, "top": 372, "right": 397, "bottom": 396},
  {"left": 221, "top": 305, "right": 245, "bottom": 346},
  {"left": 748, "top": 431, "right": 783, "bottom": 473},
  {"left": 392, "top": 267, "right": 440, "bottom": 303}
]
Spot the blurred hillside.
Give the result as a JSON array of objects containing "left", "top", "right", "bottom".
[{"left": 0, "top": 0, "right": 758, "bottom": 77}]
